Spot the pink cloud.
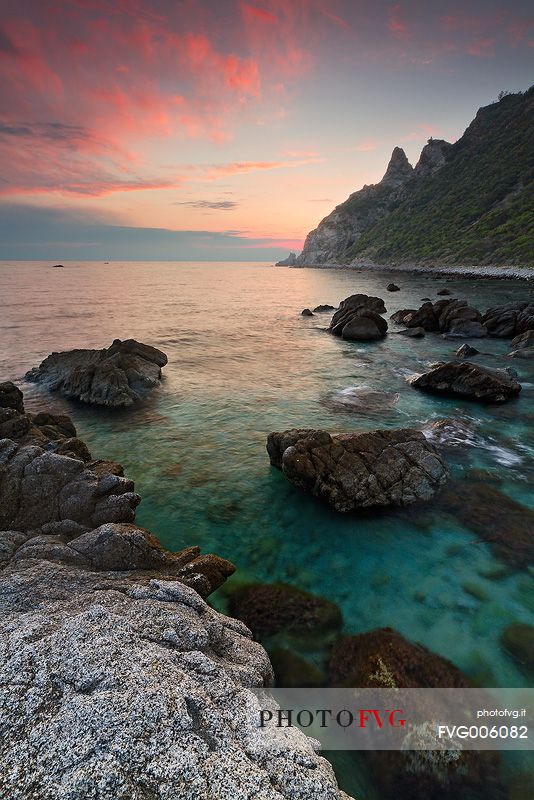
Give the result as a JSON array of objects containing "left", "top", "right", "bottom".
[{"left": 388, "top": 4, "right": 412, "bottom": 42}]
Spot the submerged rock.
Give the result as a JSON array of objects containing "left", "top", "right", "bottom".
[
  {"left": 329, "top": 294, "right": 388, "bottom": 341},
  {"left": 328, "top": 628, "right": 504, "bottom": 800},
  {"left": 26, "top": 338, "right": 168, "bottom": 408},
  {"left": 229, "top": 582, "right": 342, "bottom": 639},
  {"left": 327, "top": 387, "right": 400, "bottom": 413},
  {"left": 397, "top": 326, "right": 425, "bottom": 337},
  {"left": 266, "top": 428, "right": 448, "bottom": 512},
  {"left": 437, "top": 288, "right": 451, "bottom": 296},
  {"left": 270, "top": 647, "right": 326, "bottom": 688},
  {"left": 437, "top": 481, "right": 534, "bottom": 568},
  {"left": 329, "top": 627, "right": 469, "bottom": 688},
  {"left": 500, "top": 623, "right": 534, "bottom": 680},
  {"left": 410, "top": 361, "right": 521, "bottom": 403}
]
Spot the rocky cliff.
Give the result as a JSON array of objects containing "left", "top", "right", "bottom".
[
  {"left": 0, "top": 383, "right": 351, "bottom": 800},
  {"left": 296, "top": 86, "right": 533, "bottom": 268}
]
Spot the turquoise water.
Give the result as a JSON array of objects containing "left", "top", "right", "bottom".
[{"left": 1, "top": 261, "right": 532, "bottom": 794}]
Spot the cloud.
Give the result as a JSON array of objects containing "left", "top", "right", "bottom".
[
  {"left": 0, "top": 202, "right": 300, "bottom": 260},
  {"left": 387, "top": 4, "right": 412, "bottom": 42},
  {"left": 173, "top": 200, "right": 239, "bottom": 210}
]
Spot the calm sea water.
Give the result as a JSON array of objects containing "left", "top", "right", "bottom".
[{"left": 1, "top": 261, "right": 532, "bottom": 795}]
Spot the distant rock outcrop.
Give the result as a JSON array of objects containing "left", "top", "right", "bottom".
[
  {"left": 275, "top": 252, "right": 297, "bottom": 266},
  {"left": 267, "top": 428, "right": 448, "bottom": 512},
  {"left": 295, "top": 88, "right": 534, "bottom": 268},
  {"left": 296, "top": 148, "right": 414, "bottom": 265},
  {"left": 26, "top": 338, "right": 168, "bottom": 407}
]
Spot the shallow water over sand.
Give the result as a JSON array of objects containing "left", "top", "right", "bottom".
[{"left": 1, "top": 260, "right": 532, "bottom": 794}]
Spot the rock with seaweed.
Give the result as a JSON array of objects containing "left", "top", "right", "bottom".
[{"left": 328, "top": 628, "right": 505, "bottom": 800}]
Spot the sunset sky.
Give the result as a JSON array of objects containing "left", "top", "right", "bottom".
[{"left": 0, "top": 0, "right": 532, "bottom": 260}]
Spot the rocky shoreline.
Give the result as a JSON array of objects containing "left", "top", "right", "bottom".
[
  {"left": 281, "top": 260, "right": 534, "bottom": 281},
  {"left": 0, "top": 383, "right": 352, "bottom": 800}
]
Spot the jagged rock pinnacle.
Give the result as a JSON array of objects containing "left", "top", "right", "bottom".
[{"left": 381, "top": 147, "right": 414, "bottom": 187}]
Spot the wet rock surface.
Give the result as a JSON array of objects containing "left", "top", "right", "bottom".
[
  {"left": 267, "top": 428, "right": 448, "bottom": 512},
  {"left": 482, "top": 301, "right": 534, "bottom": 337},
  {"left": 26, "top": 338, "right": 168, "bottom": 408},
  {"left": 329, "top": 294, "right": 388, "bottom": 341},
  {"left": 410, "top": 361, "right": 521, "bottom": 403},
  {"left": 392, "top": 299, "right": 486, "bottom": 337}
]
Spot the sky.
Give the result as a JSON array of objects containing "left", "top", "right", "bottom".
[{"left": 0, "top": 0, "right": 532, "bottom": 261}]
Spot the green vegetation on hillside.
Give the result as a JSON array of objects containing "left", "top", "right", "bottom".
[{"left": 344, "top": 87, "right": 534, "bottom": 266}]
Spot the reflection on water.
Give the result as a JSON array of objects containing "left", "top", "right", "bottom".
[{"left": 1, "top": 260, "right": 533, "bottom": 794}]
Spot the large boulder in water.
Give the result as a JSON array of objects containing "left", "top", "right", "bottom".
[
  {"left": 482, "top": 301, "right": 534, "bottom": 337},
  {"left": 411, "top": 361, "right": 521, "bottom": 404},
  {"left": 266, "top": 428, "right": 448, "bottom": 512},
  {"left": 392, "top": 299, "right": 486, "bottom": 337},
  {"left": 340, "top": 310, "right": 387, "bottom": 341},
  {"left": 329, "top": 294, "right": 387, "bottom": 340},
  {"left": 25, "top": 338, "right": 168, "bottom": 408}
]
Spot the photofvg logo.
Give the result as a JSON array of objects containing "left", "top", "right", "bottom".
[
  {"left": 260, "top": 707, "right": 406, "bottom": 730},
  {"left": 251, "top": 688, "right": 533, "bottom": 751}
]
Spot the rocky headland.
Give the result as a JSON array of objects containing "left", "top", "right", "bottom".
[
  {"left": 280, "top": 87, "right": 533, "bottom": 271},
  {"left": 26, "top": 338, "right": 168, "bottom": 408},
  {"left": 0, "top": 383, "right": 352, "bottom": 800}
]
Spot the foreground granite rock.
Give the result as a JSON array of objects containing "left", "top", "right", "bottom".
[
  {"left": 329, "top": 294, "right": 388, "bottom": 341},
  {"left": 410, "top": 361, "right": 521, "bottom": 404},
  {"left": 26, "top": 338, "right": 168, "bottom": 407},
  {"left": 0, "top": 558, "right": 350, "bottom": 800},
  {"left": 267, "top": 428, "right": 448, "bottom": 512}
]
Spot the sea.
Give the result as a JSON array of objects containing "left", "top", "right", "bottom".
[{"left": 1, "top": 260, "right": 532, "bottom": 797}]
